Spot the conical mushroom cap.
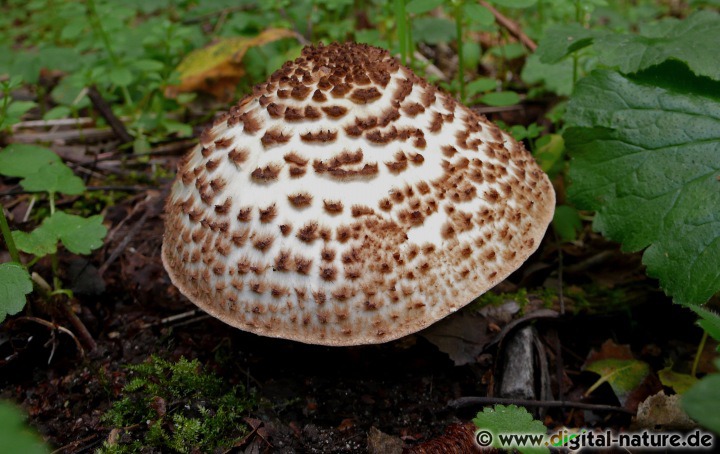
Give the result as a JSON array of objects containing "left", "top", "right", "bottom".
[{"left": 162, "top": 43, "right": 555, "bottom": 346}]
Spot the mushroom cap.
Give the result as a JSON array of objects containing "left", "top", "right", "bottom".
[{"left": 162, "top": 43, "right": 555, "bottom": 346}]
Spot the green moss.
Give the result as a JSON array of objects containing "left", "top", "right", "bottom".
[{"left": 99, "top": 356, "right": 254, "bottom": 454}]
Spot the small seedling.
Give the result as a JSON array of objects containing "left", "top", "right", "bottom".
[{"left": 0, "top": 144, "right": 107, "bottom": 322}]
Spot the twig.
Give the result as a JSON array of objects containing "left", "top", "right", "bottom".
[
  {"left": 98, "top": 209, "right": 150, "bottom": 277},
  {"left": 59, "top": 300, "right": 97, "bottom": 352},
  {"left": 12, "top": 117, "right": 96, "bottom": 129},
  {"left": 50, "top": 434, "right": 99, "bottom": 454},
  {"left": 10, "top": 127, "right": 116, "bottom": 143},
  {"left": 448, "top": 396, "right": 633, "bottom": 414},
  {"left": 480, "top": 1, "right": 537, "bottom": 51},
  {"left": 87, "top": 86, "right": 134, "bottom": 145},
  {"left": 11, "top": 316, "right": 85, "bottom": 359}
]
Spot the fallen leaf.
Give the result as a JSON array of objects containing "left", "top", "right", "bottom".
[
  {"left": 658, "top": 367, "right": 698, "bottom": 395},
  {"left": 166, "top": 28, "right": 298, "bottom": 100},
  {"left": 634, "top": 391, "right": 697, "bottom": 430}
]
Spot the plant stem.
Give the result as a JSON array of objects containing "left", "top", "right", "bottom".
[
  {"left": 0, "top": 203, "right": 21, "bottom": 263},
  {"left": 455, "top": 2, "right": 465, "bottom": 103},
  {"left": 692, "top": 331, "right": 708, "bottom": 378},
  {"left": 395, "top": 0, "right": 407, "bottom": 65}
]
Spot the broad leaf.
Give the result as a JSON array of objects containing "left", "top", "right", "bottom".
[
  {"left": 167, "top": 28, "right": 297, "bottom": 100},
  {"left": 13, "top": 227, "right": 58, "bottom": 257},
  {"left": 472, "top": 404, "right": 548, "bottom": 454},
  {"left": 683, "top": 360, "right": 720, "bottom": 434},
  {"left": 42, "top": 212, "right": 107, "bottom": 255},
  {"left": 658, "top": 367, "right": 698, "bottom": 395},
  {"left": 584, "top": 358, "right": 650, "bottom": 406},
  {"left": 0, "top": 263, "right": 32, "bottom": 323},
  {"left": 535, "top": 23, "right": 599, "bottom": 64},
  {"left": 0, "top": 402, "right": 48, "bottom": 453},
  {"left": 20, "top": 162, "right": 85, "bottom": 195},
  {"left": 0, "top": 144, "right": 61, "bottom": 177},
  {"left": 597, "top": 10, "right": 720, "bottom": 81},
  {"left": 565, "top": 67, "right": 720, "bottom": 306},
  {"left": 405, "top": 0, "right": 442, "bottom": 15}
]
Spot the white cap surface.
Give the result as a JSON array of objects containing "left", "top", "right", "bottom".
[{"left": 162, "top": 43, "right": 555, "bottom": 345}]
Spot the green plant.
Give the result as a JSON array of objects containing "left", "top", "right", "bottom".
[
  {"left": 0, "top": 401, "right": 49, "bottom": 454},
  {"left": 99, "top": 356, "right": 255, "bottom": 453},
  {"left": 472, "top": 404, "right": 549, "bottom": 454},
  {"left": 538, "top": 8, "right": 720, "bottom": 433},
  {"left": 0, "top": 144, "right": 107, "bottom": 321},
  {"left": 0, "top": 76, "right": 37, "bottom": 133}
]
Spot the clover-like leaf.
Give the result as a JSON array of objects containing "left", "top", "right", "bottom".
[
  {"left": 565, "top": 66, "right": 720, "bottom": 306},
  {"left": 472, "top": 404, "right": 549, "bottom": 454},
  {"left": 0, "top": 144, "right": 61, "bottom": 177},
  {"left": 12, "top": 227, "right": 58, "bottom": 257},
  {"left": 20, "top": 161, "right": 85, "bottom": 195},
  {"left": 42, "top": 212, "right": 107, "bottom": 255},
  {"left": 0, "top": 262, "right": 32, "bottom": 323}
]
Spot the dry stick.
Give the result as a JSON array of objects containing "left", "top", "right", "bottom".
[
  {"left": 12, "top": 316, "right": 85, "bottom": 359},
  {"left": 480, "top": 1, "right": 537, "bottom": 51},
  {"left": 50, "top": 434, "right": 99, "bottom": 454},
  {"left": 87, "top": 86, "right": 134, "bottom": 145},
  {"left": 98, "top": 209, "right": 150, "bottom": 277},
  {"left": 448, "top": 396, "right": 633, "bottom": 414},
  {"left": 59, "top": 300, "right": 97, "bottom": 352}
]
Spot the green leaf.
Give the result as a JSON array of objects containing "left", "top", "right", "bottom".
[
  {"left": 20, "top": 161, "right": 85, "bottom": 195},
  {"left": 535, "top": 23, "right": 598, "bottom": 64},
  {"left": 565, "top": 67, "right": 720, "bottom": 306},
  {"left": 658, "top": 367, "right": 698, "bottom": 395},
  {"left": 534, "top": 133, "right": 565, "bottom": 174},
  {"left": 0, "top": 402, "right": 48, "bottom": 453},
  {"left": 584, "top": 358, "right": 650, "bottom": 406},
  {"left": 683, "top": 363, "right": 720, "bottom": 433},
  {"left": 596, "top": 10, "right": 720, "bottom": 81},
  {"left": 43, "top": 106, "right": 72, "bottom": 120},
  {"left": 42, "top": 212, "right": 107, "bottom": 255},
  {"left": 412, "top": 18, "right": 456, "bottom": 44},
  {"left": 0, "top": 263, "right": 32, "bottom": 323},
  {"left": 0, "top": 144, "right": 61, "bottom": 178},
  {"left": 688, "top": 306, "right": 720, "bottom": 343},
  {"left": 489, "top": 0, "right": 537, "bottom": 8},
  {"left": 466, "top": 78, "right": 496, "bottom": 97},
  {"left": 12, "top": 227, "right": 58, "bottom": 257},
  {"left": 464, "top": 4, "right": 494, "bottom": 26},
  {"left": 479, "top": 91, "right": 520, "bottom": 106},
  {"left": 110, "top": 67, "right": 134, "bottom": 87},
  {"left": 472, "top": 404, "right": 548, "bottom": 454},
  {"left": 553, "top": 205, "right": 582, "bottom": 242},
  {"left": 521, "top": 54, "right": 574, "bottom": 96},
  {"left": 405, "top": 0, "right": 442, "bottom": 14},
  {"left": 6, "top": 100, "right": 37, "bottom": 118}
]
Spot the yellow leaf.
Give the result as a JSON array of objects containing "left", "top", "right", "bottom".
[{"left": 166, "top": 28, "right": 298, "bottom": 101}]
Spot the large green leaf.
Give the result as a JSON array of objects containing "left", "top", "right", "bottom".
[
  {"left": 597, "top": 10, "right": 720, "bottom": 81},
  {"left": 565, "top": 66, "right": 720, "bottom": 306},
  {"left": 0, "top": 263, "right": 32, "bottom": 323}
]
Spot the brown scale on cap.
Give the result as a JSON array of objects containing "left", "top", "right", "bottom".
[{"left": 162, "top": 42, "right": 555, "bottom": 346}]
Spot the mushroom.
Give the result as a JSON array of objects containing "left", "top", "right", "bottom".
[{"left": 162, "top": 43, "right": 555, "bottom": 346}]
